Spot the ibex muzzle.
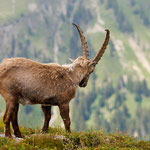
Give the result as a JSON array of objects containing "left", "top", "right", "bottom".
[{"left": 0, "top": 23, "right": 110, "bottom": 138}]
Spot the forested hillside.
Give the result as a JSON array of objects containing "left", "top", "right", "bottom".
[{"left": 0, "top": 0, "right": 150, "bottom": 140}]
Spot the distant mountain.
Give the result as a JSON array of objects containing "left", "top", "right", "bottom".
[{"left": 0, "top": 0, "right": 150, "bottom": 139}]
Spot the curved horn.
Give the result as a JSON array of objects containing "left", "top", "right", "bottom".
[
  {"left": 72, "top": 23, "right": 89, "bottom": 58},
  {"left": 91, "top": 29, "right": 110, "bottom": 64}
]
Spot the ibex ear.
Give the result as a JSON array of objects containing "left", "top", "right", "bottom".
[
  {"left": 69, "top": 58, "right": 75, "bottom": 63},
  {"left": 88, "top": 61, "right": 97, "bottom": 68}
]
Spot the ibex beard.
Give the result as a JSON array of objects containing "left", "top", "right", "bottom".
[{"left": 0, "top": 23, "right": 110, "bottom": 138}]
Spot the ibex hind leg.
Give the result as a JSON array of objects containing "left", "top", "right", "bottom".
[
  {"left": 41, "top": 105, "right": 52, "bottom": 132},
  {"left": 3, "top": 97, "right": 18, "bottom": 138},
  {"left": 11, "top": 103, "right": 22, "bottom": 138},
  {"left": 3, "top": 102, "right": 11, "bottom": 138}
]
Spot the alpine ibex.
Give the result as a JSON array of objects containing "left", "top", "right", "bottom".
[{"left": 0, "top": 23, "right": 110, "bottom": 138}]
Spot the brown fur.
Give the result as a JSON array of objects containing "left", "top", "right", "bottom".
[{"left": 0, "top": 56, "right": 91, "bottom": 137}]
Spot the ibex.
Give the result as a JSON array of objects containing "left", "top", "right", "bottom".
[{"left": 0, "top": 23, "right": 110, "bottom": 138}]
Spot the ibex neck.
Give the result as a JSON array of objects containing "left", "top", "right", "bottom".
[{"left": 63, "top": 63, "right": 86, "bottom": 85}]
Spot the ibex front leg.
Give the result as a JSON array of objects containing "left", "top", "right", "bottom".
[
  {"left": 59, "top": 103, "right": 71, "bottom": 133},
  {"left": 41, "top": 105, "right": 52, "bottom": 132}
]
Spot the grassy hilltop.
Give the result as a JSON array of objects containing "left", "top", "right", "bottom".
[{"left": 0, "top": 119, "right": 150, "bottom": 150}]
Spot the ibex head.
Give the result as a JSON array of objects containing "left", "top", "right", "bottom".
[{"left": 72, "top": 23, "right": 110, "bottom": 87}]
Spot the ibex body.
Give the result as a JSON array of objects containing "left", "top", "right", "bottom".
[{"left": 0, "top": 23, "right": 110, "bottom": 138}]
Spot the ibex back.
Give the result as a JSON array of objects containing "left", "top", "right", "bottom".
[{"left": 0, "top": 23, "right": 110, "bottom": 138}]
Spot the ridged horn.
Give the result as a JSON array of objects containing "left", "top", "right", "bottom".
[
  {"left": 72, "top": 23, "right": 89, "bottom": 58},
  {"left": 91, "top": 29, "right": 110, "bottom": 64}
]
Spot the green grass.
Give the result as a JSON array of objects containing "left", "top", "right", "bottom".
[
  {"left": 142, "top": 96, "right": 150, "bottom": 109},
  {"left": 125, "top": 92, "right": 137, "bottom": 117},
  {"left": 0, "top": 119, "right": 149, "bottom": 149}
]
